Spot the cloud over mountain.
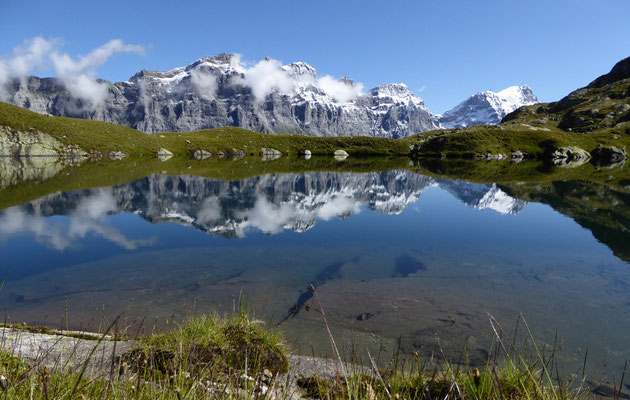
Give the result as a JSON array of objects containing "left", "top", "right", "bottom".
[{"left": 0, "top": 37, "right": 145, "bottom": 107}]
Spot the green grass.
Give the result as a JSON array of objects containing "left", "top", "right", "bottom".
[
  {"left": 128, "top": 313, "right": 289, "bottom": 377},
  {"left": 292, "top": 315, "right": 602, "bottom": 400},
  {"left": 0, "top": 313, "right": 290, "bottom": 399},
  {"left": 406, "top": 123, "right": 630, "bottom": 159},
  {"left": 0, "top": 313, "right": 614, "bottom": 399},
  {"left": 0, "top": 101, "right": 410, "bottom": 157}
]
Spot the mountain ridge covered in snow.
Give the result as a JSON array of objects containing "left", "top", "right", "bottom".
[
  {"left": 438, "top": 85, "right": 538, "bottom": 128},
  {"left": 4, "top": 53, "right": 537, "bottom": 137},
  {"left": 5, "top": 54, "right": 440, "bottom": 138}
]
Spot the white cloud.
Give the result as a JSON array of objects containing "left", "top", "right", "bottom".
[
  {"left": 0, "top": 37, "right": 58, "bottom": 100},
  {"left": 50, "top": 39, "right": 145, "bottom": 108},
  {"left": 190, "top": 69, "right": 218, "bottom": 100},
  {"left": 7, "top": 37, "right": 57, "bottom": 78},
  {"left": 0, "top": 37, "right": 144, "bottom": 107},
  {"left": 318, "top": 75, "right": 364, "bottom": 103},
  {"left": 235, "top": 58, "right": 297, "bottom": 101},
  {"left": 0, "top": 62, "right": 8, "bottom": 100},
  {"left": 232, "top": 56, "right": 364, "bottom": 103}
]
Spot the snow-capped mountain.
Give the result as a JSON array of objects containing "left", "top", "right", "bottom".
[
  {"left": 5, "top": 54, "right": 440, "bottom": 138},
  {"left": 438, "top": 85, "right": 538, "bottom": 128}
]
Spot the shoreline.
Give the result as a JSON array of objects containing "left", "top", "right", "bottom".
[{"left": 0, "top": 321, "right": 622, "bottom": 399}]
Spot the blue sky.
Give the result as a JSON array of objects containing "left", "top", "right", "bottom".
[{"left": 1, "top": 0, "right": 629, "bottom": 113}]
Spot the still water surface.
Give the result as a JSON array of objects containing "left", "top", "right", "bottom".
[{"left": 1, "top": 170, "right": 629, "bottom": 373}]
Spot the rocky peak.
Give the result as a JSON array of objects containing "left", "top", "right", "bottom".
[
  {"left": 588, "top": 56, "right": 630, "bottom": 88},
  {"left": 128, "top": 66, "right": 186, "bottom": 83},
  {"left": 282, "top": 62, "right": 318, "bottom": 80},
  {"left": 493, "top": 85, "right": 537, "bottom": 108},
  {"left": 439, "top": 85, "right": 538, "bottom": 128},
  {"left": 370, "top": 83, "right": 424, "bottom": 106},
  {"left": 372, "top": 83, "right": 411, "bottom": 96},
  {"left": 340, "top": 77, "right": 354, "bottom": 86},
  {"left": 195, "top": 53, "right": 237, "bottom": 66},
  {"left": 185, "top": 54, "right": 240, "bottom": 72}
]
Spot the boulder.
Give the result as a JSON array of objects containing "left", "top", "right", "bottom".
[
  {"left": 222, "top": 148, "right": 246, "bottom": 160},
  {"left": 590, "top": 146, "right": 627, "bottom": 167},
  {"left": 157, "top": 148, "right": 173, "bottom": 162},
  {"left": 545, "top": 146, "right": 590, "bottom": 168},
  {"left": 334, "top": 149, "right": 349, "bottom": 161},
  {"left": 548, "top": 146, "right": 590, "bottom": 161},
  {"left": 261, "top": 147, "right": 283, "bottom": 161},
  {"left": 0, "top": 128, "right": 92, "bottom": 158},
  {"left": 192, "top": 149, "right": 213, "bottom": 160},
  {"left": 107, "top": 151, "right": 128, "bottom": 160}
]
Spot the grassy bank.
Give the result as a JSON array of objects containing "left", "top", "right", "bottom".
[
  {"left": 2, "top": 92, "right": 629, "bottom": 162},
  {"left": 406, "top": 121, "right": 629, "bottom": 159},
  {"left": 0, "top": 102, "right": 410, "bottom": 157},
  {"left": 0, "top": 311, "right": 623, "bottom": 399}
]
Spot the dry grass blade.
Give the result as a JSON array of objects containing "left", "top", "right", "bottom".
[{"left": 70, "top": 315, "right": 120, "bottom": 398}]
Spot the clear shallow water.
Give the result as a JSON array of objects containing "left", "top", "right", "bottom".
[{"left": 1, "top": 170, "right": 629, "bottom": 373}]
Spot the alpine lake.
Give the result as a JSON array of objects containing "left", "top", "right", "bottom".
[{"left": 1, "top": 154, "right": 629, "bottom": 378}]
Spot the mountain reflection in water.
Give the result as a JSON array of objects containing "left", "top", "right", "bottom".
[
  {"left": 0, "top": 169, "right": 629, "bottom": 373},
  {"left": 0, "top": 171, "right": 525, "bottom": 241}
]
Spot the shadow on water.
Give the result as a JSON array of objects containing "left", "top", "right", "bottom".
[
  {"left": 393, "top": 253, "right": 427, "bottom": 277},
  {"left": 278, "top": 257, "right": 359, "bottom": 324}
]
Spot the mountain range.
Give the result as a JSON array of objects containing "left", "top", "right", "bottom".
[{"left": 3, "top": 54, "right": 536, "bottom": 138}]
